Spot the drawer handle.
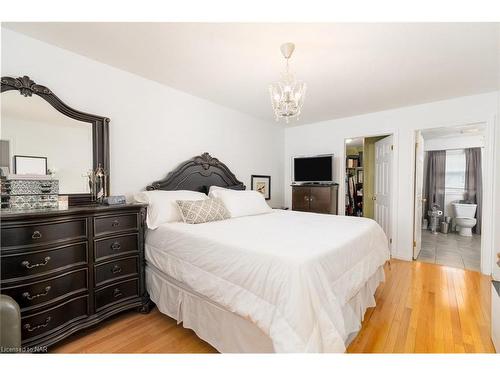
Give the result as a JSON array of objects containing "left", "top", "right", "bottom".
[
  {"left": 22, "top": 286, "right": 51, "bottom": 301},
  {"left": 111, "top": 219, "right": 120, "bottom": 227},
  {"left": 21, "top": 256, "right": 51, "bottom": 269},
  {"left": 111, "top": 265, "right": 122, "bottom": 274},
  {"left": 110, "top": 242, "right": 121, "bottom": 251},
  {"left": 113, "top": 288, "right": 122, "bottom": 298},
  {"left": 31, "top": 230, "right": 43, "bottom": 239},
  {"left": 24, "top": 316, "right": 51, "bottom": 332}
]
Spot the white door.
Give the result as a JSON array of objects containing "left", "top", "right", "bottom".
[
  {"left": 374, "top": 135, "right": 393, "bottom": 246},
  {"left": 413, "top": 131, "right": 425, "bottom": 259}
]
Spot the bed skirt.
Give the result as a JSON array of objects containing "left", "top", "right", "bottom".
[{"left": 146, "top": 263, "right": 385, "bottom": 353}]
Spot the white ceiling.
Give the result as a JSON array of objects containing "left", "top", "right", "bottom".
[{"left": 4, "top": 23, "right": 499, "bottom": 125}]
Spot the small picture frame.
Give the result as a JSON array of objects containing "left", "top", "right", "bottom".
[
  {"left": 251, "top": 175, "right": 271, "bottom": 200},
  {"left": 13, "top": 155, "right": 47, "bottom": 175}
]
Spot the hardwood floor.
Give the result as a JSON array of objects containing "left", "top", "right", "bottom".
[
  {"left": 52, "top": 260, "right": 495, "bottom": 353},
  {"left": 347, "top": 260, "right": 494, "bottom": 353}
]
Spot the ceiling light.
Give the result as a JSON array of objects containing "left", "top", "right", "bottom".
[
  {"left": 345, "top": 138, "right": 353, "bottom": 144},
  {"left": 269, "top": 43, "right": 306, "bottom": 123}
]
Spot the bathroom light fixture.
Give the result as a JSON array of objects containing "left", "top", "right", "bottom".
[
  {"left": 269, "top": 43, "right": 306, "bottom": 123},
  {"left": 345, "top": 139, "right": 353, "bottom": 144}
]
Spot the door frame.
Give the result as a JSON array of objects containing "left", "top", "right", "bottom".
[
  {"left": 412, "top": 130, "right": 425, "bottom": 260},
  {"left": 410, "top": 117, "right": 496, "bottom": 275},
  {"left": 342, "top": 130, "right": 398, "bottom": 256}
]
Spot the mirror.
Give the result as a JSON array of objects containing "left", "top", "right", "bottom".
[
  {"left": 1, "top": 92, "right": 93, "bottom": 194},
  {"left": 1, "top": 75, "right": 110, "bottom": 206}
]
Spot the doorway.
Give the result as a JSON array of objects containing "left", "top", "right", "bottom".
[
  {"left": 344, "top": 134, "right": 394, "bottom": 243},
  {"left": 413, "top": 124, "right": 485, "bottom": 271}
]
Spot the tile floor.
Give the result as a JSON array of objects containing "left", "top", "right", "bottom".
[{"left": 416, "top": 229, "right": 481, "bottom": 271}]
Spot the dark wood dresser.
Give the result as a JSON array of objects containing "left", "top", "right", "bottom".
[
  {"left": 0, "top": 204, "right": 150, "bottom": 348},
  {"left": 291, "top": 184, "right": 339, "bottom": 214}
]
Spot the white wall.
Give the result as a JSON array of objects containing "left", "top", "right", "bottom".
[
  {"left": 1, "top": 28, "right": 284, "bottom": 207},
  {"left": 285, "top": 92, "right": 499, "bottom": 266},
  {"left": 423, "top": 134, "right": 485, "bottom": 151}
]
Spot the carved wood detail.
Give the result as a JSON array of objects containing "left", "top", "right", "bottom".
[{"left": 146, "top": 153, "right": 245, "bottom": 192}]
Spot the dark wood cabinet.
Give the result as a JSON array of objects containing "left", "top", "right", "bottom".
[
  {"left": 0, "top": 204, "right": 150, "bottom": 348},
  {"left": 292, "top": 184, "right": 339, "bottom": 214}
]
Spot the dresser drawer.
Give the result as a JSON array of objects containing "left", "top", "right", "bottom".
[
  {"left": 21, "top": 295, "right": 88, "bottom": 342},
  {"left": 94, "top": 233, "right": 139, "bottom": 261},
  {"left": 2, "top": 269, "right": 88, "bottom": 311},
  {"left": 95, "top": 256, "right": 138, "bottom": 287},
  {"left": 95, "top": 279, "right": 139, "bottom": 312},
  {"left": 94, "top": 214, "right": 138, "bottom": 236},
  {"left": 1, "top": 242, "right": 88, "bottom": 282},
  {"left": 1, "top": 219, "right": 87, "bottom": 249}
]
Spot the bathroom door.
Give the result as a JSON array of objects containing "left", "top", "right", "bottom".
[
  {"left": 374, "top": 135, "right": 393, "bottom": 247},
  {"left": 413, "top": 131, "right": 424, "bottom": 259}
]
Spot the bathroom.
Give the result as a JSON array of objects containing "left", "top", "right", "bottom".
[{"left": 414, "top": 124, "right": 484, "bottom": 271}]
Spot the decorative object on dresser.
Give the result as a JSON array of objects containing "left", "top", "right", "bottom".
[
  {"left": 291, "top": 183, "right": 339, "bottom": 214},
  {"left": 2, "top": 177, "right": 59, "bottom": 210},
  {"left": 1, "top": 75, "right": 109, "bottom": 206},
  {"left": 84, "top": 164, "right": 109, "bottom": 203},
  {"left": 103, "top": 195, "right": 127, "bottom": 206},
  {"left": 251, "top": 175, "right": 271, "bottom": 200},
  {"left": 0, "top": 204, "right": 150, "bottom": 349}
]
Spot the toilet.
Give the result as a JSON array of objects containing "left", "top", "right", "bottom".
[{"left": 452, "top": 202, "right": 477, "bottom": 237}]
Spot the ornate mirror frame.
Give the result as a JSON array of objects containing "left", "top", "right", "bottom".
[{"left": 1, "top": 75, "right": 110, "bottom": 206}]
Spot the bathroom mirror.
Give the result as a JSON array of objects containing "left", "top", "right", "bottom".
[{"left": 1, "top": 75, "right": 109, "bottom": 205}]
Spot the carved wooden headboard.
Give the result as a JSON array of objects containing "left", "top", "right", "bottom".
[{"left": 146, "top": 153, "right": 245, "bottom": 193}]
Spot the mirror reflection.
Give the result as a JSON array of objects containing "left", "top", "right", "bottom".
[{"left": 1, "top": 91, "right": 93, "bottom": 194}]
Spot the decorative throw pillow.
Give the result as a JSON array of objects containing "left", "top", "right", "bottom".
[
  {"left": 176, "top": 198, "right": 230, "bottom": 224},
  {"left": 134, "top": 190, "right": 207, "bottom": 229}
]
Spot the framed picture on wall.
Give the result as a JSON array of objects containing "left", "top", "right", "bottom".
[
  {"left": 13, "top": 155, "right": 47, "bottom": 175},
  {"left": 251, "top": 175, "right": 271, "bottom": 200}
]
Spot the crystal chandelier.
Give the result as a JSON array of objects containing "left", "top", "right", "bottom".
[{"left": 269, "top": 42, "right": 306, "bottom": 123}]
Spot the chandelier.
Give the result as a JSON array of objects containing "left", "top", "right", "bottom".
[{"left": 269, "top": 42, "right": 306, "bottom": 123}]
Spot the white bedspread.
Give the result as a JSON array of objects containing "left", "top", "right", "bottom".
[{"left": 145, "top": 210, "right": 389, "bottom": 352}]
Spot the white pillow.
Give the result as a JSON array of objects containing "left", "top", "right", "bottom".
[
  {"left": 208, "top": 185, "right": 231, "bottom": 198},
  {"left": 210, "top": 189, "right": 272, "bottom": 218},
  {"left": 134, "top": 190, "right": 207, "bottom": 229}
]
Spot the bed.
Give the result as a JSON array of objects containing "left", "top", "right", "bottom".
[{"left": 141, "top": 153, "right": 390, "bottom": 353}]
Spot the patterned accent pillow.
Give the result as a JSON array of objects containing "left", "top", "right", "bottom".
[{"left": 176, "top": 198, "right": 231, "bottom": 224}]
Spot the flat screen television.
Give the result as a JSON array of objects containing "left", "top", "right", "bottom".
[{"left": 293, "top": 154, "right": 334, "bottom": 183}]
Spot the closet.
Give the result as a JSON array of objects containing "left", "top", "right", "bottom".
[{"left": 345, "top": 147, "right": 363, "bottom": 216}]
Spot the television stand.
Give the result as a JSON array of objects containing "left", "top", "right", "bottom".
[{"left": 291, "top": 183, "right": 339, "bottom": 214}]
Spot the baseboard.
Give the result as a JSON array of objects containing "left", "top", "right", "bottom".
[{"left": 391, "top": 253, "right": 413, "bottom": 262}]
